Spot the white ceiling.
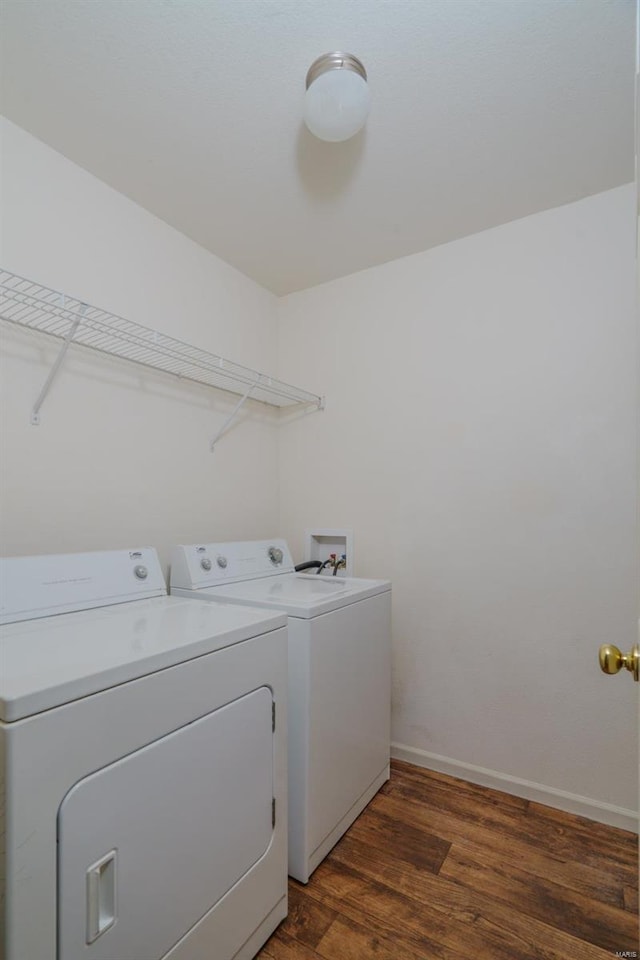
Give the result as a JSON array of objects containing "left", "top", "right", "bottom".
[{"left": 0, "top": 0, "right": 635, "bottom": 295}]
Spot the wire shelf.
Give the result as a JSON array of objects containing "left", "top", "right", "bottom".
[{"left": 0, "top": 269, "right": 323, "bottom": 409}]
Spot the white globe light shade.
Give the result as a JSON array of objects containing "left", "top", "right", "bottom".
[{"left": 304, "top": 68, "right": 371, "bottom": 142}]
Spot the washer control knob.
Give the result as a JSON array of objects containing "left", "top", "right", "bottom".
[
  {"left": 200, "top": 558, "right": 212, "bottom": 572},
  {"left": 133, "top": 565, "right": 148, "bottom": 580},
  {"left": 216, "top": 556, "right": 228, "bottom": 569},
  {"left": 268, "top": 547, "right": 284, "bottom": 566}
]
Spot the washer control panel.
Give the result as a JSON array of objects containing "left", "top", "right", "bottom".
[{"left": 170, "top": 540, "right": 295, "bottom": 589}]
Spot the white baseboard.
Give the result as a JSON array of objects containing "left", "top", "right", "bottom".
[{"left": 391, "top": 742, "right": 638, "bottom": 834}]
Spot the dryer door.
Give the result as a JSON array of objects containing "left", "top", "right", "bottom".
[{"left": 58, "top": 686, "right": 274, "bottom": 960}]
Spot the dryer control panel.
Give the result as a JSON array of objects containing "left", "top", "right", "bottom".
[
  {"left": 0, "top": 548, "right": 166, "bottom": 624},
  {"left": 170, "top": 540, "right": 295, "bottom": 590}
]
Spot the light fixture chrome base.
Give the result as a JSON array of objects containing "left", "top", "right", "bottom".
[{"left": 305, "top": 52, "right": 367, "bottom": 90}]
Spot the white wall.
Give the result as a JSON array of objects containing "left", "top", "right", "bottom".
[
  {"left": 0, "top": 119, "right": 281, "bottom": 570},
  {"left": 1, "top": 119, "right": 637, "bottom": 826},
  {"left": 277, "top": 184, "right": 638, "bottom": 826}
]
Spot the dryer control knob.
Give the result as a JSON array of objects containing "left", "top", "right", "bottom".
[
  {"left": 216, "top": 556, "right": 228, "bottom": 569},
  {"left": 268, "top": 547, "right": 284, "bottom": 565},
  {"left": 200, "top": 558, "right": 212, "bottom": 571},
  {"left": 133, "top": 564, "right": 148, "bottom": 580}
]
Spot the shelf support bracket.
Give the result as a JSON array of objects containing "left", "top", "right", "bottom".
[
  {"left": 210, "top": 374, "right": 261, "bottom": 451},
  {"left": 31, "top": 302, "right": 87, "bottom": 425}
]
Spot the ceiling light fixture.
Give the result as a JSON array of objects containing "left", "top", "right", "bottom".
[{"left": 304, "top": 52, "right": 370, "bottom": 143}]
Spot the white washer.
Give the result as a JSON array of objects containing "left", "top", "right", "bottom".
[
  {"left": 170, "top": 539, "right": 391, "bottom": 883},
  {"left": 0, "top": 547, "right": 288, "bottom": 960}
]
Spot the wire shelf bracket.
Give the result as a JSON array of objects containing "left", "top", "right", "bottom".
[
  {"left": 209, "top": 374, "right": 260, "bottom": 451},
  {"left": 0, "top": 269, "right": 325, "bottom": 442},
  {"left": 30, "top": 300, "right": 87, "bottom": 425}
]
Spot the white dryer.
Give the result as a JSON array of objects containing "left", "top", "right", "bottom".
[
  {"left": 0, "top": 547, "right": 288, "bottom": 960},
  {"left": 170, "top": 539, "right": 391, "bottom": 883}
]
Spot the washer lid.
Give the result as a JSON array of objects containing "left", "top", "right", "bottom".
[
  {"left": 0, "top": 596, "right": 286, "bottom": 721},
  {"left": 176, "top": 573, "right": 391, "bottom": 619}
]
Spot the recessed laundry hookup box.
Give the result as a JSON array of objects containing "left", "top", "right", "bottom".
[{"left": 304, "top": 528, "right": 353, "bottom": 577}]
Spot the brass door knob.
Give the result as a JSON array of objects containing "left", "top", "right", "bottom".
[{"left": 598, "top": 644, "right": 639, "bottom": 681}]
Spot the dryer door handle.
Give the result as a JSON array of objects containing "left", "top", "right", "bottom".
[{"left": 86, "top": 849, "right": 117, "bottom": 943}]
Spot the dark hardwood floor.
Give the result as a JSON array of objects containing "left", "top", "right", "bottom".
[{"left": 258, "top": 760, "right": 639, "bottom": 960}]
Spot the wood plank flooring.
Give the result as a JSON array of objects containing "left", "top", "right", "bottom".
[{"left": 257, "top": 760, "right": 639, "bottom": 960}]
